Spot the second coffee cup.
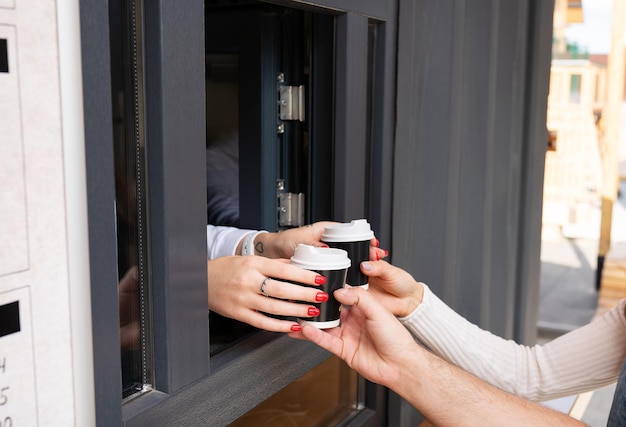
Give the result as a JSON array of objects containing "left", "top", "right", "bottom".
[
  {"left": 321, "top": 219, "right": 374, "bottom": 289},
  {"left": 290, "top": 244, "right": 350, "bottom": 329}
]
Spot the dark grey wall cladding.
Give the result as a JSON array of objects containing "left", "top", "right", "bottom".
[{"left": 393, "top": 0, "right": 553, "bottom": 342}]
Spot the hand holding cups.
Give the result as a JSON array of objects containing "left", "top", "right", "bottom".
[
  {"left": 290, "top": 244, "right": 350, "bottom": 329},
  {"left": 321, "top": 219, "right": 374, "bottom": 289}
]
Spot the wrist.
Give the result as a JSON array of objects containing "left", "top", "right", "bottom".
[
  {"left": 407, "top": 282, "right": 425, "bottom": 314},
  {"left": 384, "top": 342, "right": 424, "bottom": 392},
  {"left": 396, "top": 281, "right": 424, "bottom": 318},
  {"left": 241, "top": 231, "right": 268, "bottom": 256},
  {"left": 392, "top": 344, "right": 432, "bottom": 403},
  {"left": 256, "top": 231, "right": 293, "bottom": 258}
]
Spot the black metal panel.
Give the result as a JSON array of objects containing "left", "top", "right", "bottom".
[
  {"left": 79, "top": 1, "right": 124, "bottom": 425},
  {"left": 309, "top": 13, "right": 335, "bottom": 222},
  {"left": 368, "top": 17, "right": 397, "bottom": 249},
  {"left": 143, "top": 0, "right": 209, "bottom": 392},
  {"left": 240, "top": 13, "right": 281, "bottom": 231},
  {"left": 334, "top": 12, "right": 369, "bottom": 221}
]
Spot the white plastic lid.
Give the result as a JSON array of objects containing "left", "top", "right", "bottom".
[
  {"left": 290, "top": 244, "right": 351, "bottom": 270},
  {"left": 321, "top": 219, "right": 374, "bottom": 242}
]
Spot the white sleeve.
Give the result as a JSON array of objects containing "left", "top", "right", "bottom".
[
  {"left": 206, "top": 225, "right": 255, "bottom": 259},
  {"left": 400, "top": 285, "right": 626, "bottom": 401}
]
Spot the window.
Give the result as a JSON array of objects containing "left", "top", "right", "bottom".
[
  {"left": 569, "top": 73, "right": 581, "bottom": 104},
  {"left": 204, "top": 4, "right": 337, "bottom": 352},
  {"left": 86, "top": 0, "right": 393, "bottom": 424},
  {"left": 109, "top": 0, "right": 154, "bottom": 400}
]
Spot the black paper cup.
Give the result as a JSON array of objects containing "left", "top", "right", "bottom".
[
  {"left": 290, "top": 244, "right": 350, "bottom": 329},
  {"left": 321, "top": 219, "right": 374, "bottom": 289}
]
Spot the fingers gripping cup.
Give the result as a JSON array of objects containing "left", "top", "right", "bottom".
[
  {"left": 321, "top": 219, "right": 374, "bottom": 289},
  {"left": 290, "top": 244, "right": 350, "bottom": 329}
]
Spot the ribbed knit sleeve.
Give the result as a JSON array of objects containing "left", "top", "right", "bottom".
[
  {"left": 399, "top": 285, "right": 626, "bottom": 402},
  {"left": 206, "top": 225, "right": 255, "bottom": 259}
]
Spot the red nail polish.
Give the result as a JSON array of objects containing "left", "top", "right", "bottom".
[
  {"left": 320, "top": 244, "right": 329, "bottom": 248},
  {"left": 315, "top": 275, "right": 326, "bottom": 285},
  {"left": 316, "top": 292, "right": 329, "bottom": 302},
  {"left": 290, "top": 324, "right": 302, "bottom": 332},
  {"left": 374, "top": 238, "right": 380, "bottom": 247},
  {"left": 384, "top": 249, "right": 389, "bottom": 258},
  {"left": 308, "top": 307, "right": 320, "bottom": 316},
  {"left": 376, "top": 252, "right": 381, "bottom": 261}
]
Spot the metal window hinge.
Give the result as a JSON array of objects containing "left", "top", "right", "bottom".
[
  {"left": 277, "top": 179, "right": 304, "bottom": 228},
  {"left": 277, "top": 73, "right": 305, "bottom": 122}
]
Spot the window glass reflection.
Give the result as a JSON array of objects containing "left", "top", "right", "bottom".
[
  {"left": 228, "top": 356, "right": 359, "bottom": 426},
  {"left": 110, "top": 0, "right": 153, "bottom": 398}
]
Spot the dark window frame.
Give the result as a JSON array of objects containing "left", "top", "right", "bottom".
[{"left": 80, "top": 0, "right": 395, "bottom": 425}]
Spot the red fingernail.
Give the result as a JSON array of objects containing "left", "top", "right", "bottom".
[
  {"left": 315, "top": 275, "right": 327, "bottom": 285},
  {"left": 320, "top": 244, "right": 329, "bottom": 248},
  {"left": 376, "top": 252, "right": 381, "bottom": 261},
  {"left": 316, "top": 292, "right": 329, "bottom": 302},
  {"left": 374, "top": 238, "right": 380, "bottom": 247},
  {"left": 384, "top": 249, "right": 389, "bottom": 258},
  {"left": 308, "top": 307, "right": 320, "bottom": 316},
  {"left": 290, "top": 324, "right": 302, "bottom": 332}
]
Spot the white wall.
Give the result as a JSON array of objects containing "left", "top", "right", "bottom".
[{"left": 0, "top": 1, "right": 94, "bottom": 425}]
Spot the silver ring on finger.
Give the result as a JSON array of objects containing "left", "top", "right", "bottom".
[{"left": 260, "top": 277, "right": 270, "bottom": 297}]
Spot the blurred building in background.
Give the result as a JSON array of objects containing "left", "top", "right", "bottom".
[{"left": 543, "top": 0, "right": 608, "bottom": 238}]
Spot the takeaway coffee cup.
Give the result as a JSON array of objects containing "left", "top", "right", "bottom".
[
  {"left": 290, "top": 244, "right": 350, "bottom": 329},
  {"left": 321, "top": 219, "right": 374, "bottom": 289}
]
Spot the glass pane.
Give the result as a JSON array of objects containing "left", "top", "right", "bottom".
[
  {"left": 228, "top": 356, "right": 360, "bottom": 426},
  {"left": 110, "top": 0, "right": 153, "bottom": 399},
  {"left": 205, "top": 48, "right": 259, "bottom": 355}
]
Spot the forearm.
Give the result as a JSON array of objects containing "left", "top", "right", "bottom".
[
  {"left": 397, "top": 346, "right": 586, "bottom": 427},
  {"left": 401, "top": 286, "right": 626, "bottom": 400}
]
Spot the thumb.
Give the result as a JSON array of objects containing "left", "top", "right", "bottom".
[
  {"left": 334, "top": 286, "right": 392, "bottom": 322},
  {"left": 360, "top": 260, "right": 393, "bottom": 278}
]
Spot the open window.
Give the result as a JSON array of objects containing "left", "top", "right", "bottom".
[
  {"left": 204, "top": 2, "right": 336, "bottom": 352},
  {"left": 97, "top": 0, "right": 392, "bottom": 424}
]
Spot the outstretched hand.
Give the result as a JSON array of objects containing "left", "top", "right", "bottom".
[{"left": 289, "top": 286, "right": 418, "bottom": 388}]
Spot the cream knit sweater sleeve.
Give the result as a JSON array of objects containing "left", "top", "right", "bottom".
[{"left": 399, "top": 285, "right": 626, "bottom": 402}]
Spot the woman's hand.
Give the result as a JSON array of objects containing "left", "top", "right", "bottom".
[
  {"left": 207, "top": 256, "right": 328, "bottom": 333},
  {"left": 361, "top": 260, "right": 424, "bottom": 317},
  {"left": 254, "top": 222, "right": 334, "bottom": 258},
  {"left": 289, "top": 286, "right": 418, "bottom": 388},
  {"left": 254, "top": 221, "right": 389, "bottom": 261}
]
